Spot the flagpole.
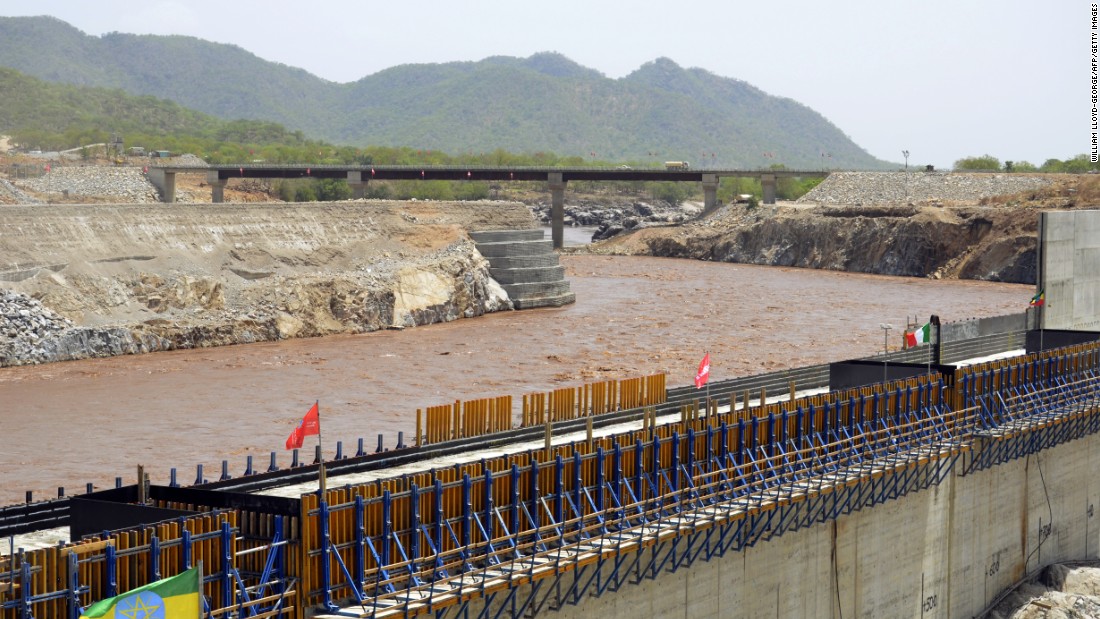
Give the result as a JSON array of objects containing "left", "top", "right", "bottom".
[
  {"left": 315, "top": 400, "right": 327, "bottom": 499},
  {"left": 705, "top": 350, "right": 711, "bottom": 418},
  {"left": 927, "top": 332, "right": 931, "bottom": 375},
  {"left": 197, "top": 561, "right": 204, "bottom": 619},
  {"left": 1039, "top": 299, "right": 1044, "bottom": 352}
]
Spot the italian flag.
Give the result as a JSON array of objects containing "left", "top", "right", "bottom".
[
  {"left": 81, "top": 566, "right": 201, "bottom": 619},
  {"left": 906, "top": 322, "right": 931, "bottom": 347}
]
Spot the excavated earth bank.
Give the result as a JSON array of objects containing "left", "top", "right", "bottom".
[
  {"left": 0, "top": 201, "right": 536, "bottom": 366},
  {"left": 585, "top": 172, "right": 1095, "bottom": 284}
]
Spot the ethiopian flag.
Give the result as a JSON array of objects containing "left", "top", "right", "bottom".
[
  {"left": 81, "top": 566, "right": 201, "bottom": 619},
  {"left": 1030, "top": 290, "right": 1045, "bottom": 307}
]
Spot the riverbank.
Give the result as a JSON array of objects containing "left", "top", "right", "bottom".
[{"left": 0, "top": 200, "right": 535, "bottom": 366}]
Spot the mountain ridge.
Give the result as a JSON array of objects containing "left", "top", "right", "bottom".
[{"left": 0, "top": 16, "right": 891, "bottom": 169}]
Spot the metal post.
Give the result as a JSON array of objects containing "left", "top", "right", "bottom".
[
  {"left": 529, "top": 461, "right": 541, "bottom": 536},
  {"left": 220, "top": 522, "right": 232, "bottom": 610},
  {"left": 433, "top": 480, "right": 444, "bottom": 573},
  {"left": 354, "top": 498, "right": 365, "bottom": 597},
  {"left": 409, "top": 484, "right": 420, "bottom": 575},
  {"left": 67, "top": 551, "right": 80, "bottom": 619},
  {"left": 595, "top": 448, "right": 606, "bottom": 526},
  {"left": 20, "top": 553, "right": 31, "bottom": 619},
  {"left": 150, "top": 535, "right": 161, "bottom": 581},
  {"left": 483, "top": 470, "right": 494, "bottom": 558},
  {"left": 105, "top": 543, "right": 117, "bottom": 597},
  {"left": 320, "top": 500, "right": 335, "bottom": 612},
  {"left": 182, "top": 528, "right": 192, "bottom": 569},
  {"left": 461, "top": 475, "right": 472, "bottom": 557},
  {"left": 572, "top": 452, "right": 583, "bottom": 533},
  {"left": 880, "top": 323, "right": 893, "bottom": 384},
  {"left": 510, "top": 466, "right": 521, "bottom": 541}
]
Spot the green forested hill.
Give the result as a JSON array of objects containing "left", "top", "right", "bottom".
[
  {"left": 0, "top": 16, "right": 891, "bottom": 169},
  {"left": 0, "top": 66, "right": 213, "bottom": 140},
  {"left": 0, "top": 67, "right": 321, "bottom": 159}
]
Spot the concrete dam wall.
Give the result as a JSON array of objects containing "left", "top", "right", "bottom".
[{"left": 486, "top": 432, "right": 1097, "bottom": 619}]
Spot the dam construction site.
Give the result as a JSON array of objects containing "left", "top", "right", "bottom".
[{"left": 2, "top": 181, "right": 1100, "bottom": 617}]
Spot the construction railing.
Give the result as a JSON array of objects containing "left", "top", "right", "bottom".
[
  {"left": 0, "top": 511, "right": 297, "bottom": 619},
  {"left": 8, "top": 337, "right": 1100, "bottom": 619}
]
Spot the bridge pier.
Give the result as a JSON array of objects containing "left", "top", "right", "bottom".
[
  {"left": 761, "top": 173, "right": 777, "bottom": 204},
  {"left": 347, "top": 171, "right": 368, "bottom": 199},
  {"left": 701, "top": 174, "right": 719, "bottom": 215},
  {"left": 548, "top": 172, "right": 566, "bottom": 250},
  {"left": 206, "top": 172, "right": 227, "bottom": 203},
  {"left": 146, "top": 168, "right": 176, "bottom": 203}
]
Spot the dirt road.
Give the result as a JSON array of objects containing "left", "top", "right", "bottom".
[{"left": 0, "top": 254, "right": 1030, "bottom": 506}]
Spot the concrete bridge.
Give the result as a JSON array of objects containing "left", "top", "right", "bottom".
[{"left": 146, "top": 165, "right": 830, "bottom": 248}]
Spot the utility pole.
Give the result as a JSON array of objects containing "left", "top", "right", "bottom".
[{"left": 902, "top": 151, "right": 910, "bottom": 201}]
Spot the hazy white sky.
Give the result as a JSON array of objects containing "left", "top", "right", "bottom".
[{"left": 3, "top": 0, "right": 1085, "bottom": 168}]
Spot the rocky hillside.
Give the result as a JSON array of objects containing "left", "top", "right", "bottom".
[
  {"left": 0, "top": 200, "right": 536, "bottom": 367},
  {"left": 586, "top": 172, "right": 1094, "bottom": 284}
]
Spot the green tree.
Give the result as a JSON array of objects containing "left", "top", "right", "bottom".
[
  {"left": 1040, "top": 159, "right": 1065, "bottom": 173},
  {"left": 275, "top": 180, "right": 295, "bottom": 202},
  {"left": 648, "top": 181, "right": 695, "bottom": 207},
  {"left": 954, "top": 155, "right": 1001, "bottom": 171},
  {"left": 455, "top": 182, "right": 490, "bottom": 201},
  {"left": 293, "top": 184, "right": 316, "bottom": 202},
  {"left": 313, "top": 179, "right": 351, "bottom": 201},
  {"left": 1062, "top": 155, "right": 1095, "bottom": 173},
  {"left": 364, "top": 183, "right": 392, "bottom": 200}
]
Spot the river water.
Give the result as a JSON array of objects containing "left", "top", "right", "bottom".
[{"left": 0, "top": 255, "right": 1030, "bottom": 506}]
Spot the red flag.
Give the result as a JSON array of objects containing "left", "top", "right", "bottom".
[
  {"left": 285, "top": 402, "right": 320, "bottom": 450},
  {"left": 694, "top": 353, "right": 711, "bottom": 389}
]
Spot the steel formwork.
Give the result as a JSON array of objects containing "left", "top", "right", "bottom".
[{"left": 5, "top": 341, "right": 1100, "bottom": 619}]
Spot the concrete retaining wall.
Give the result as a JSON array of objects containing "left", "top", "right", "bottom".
[
  {"left": 462, "top": 433, "right": 1100, "bottom": 618},
  {"left": 1040, "top": 210, "right": 1100, "bottom": 332},
  {"left": 942, "top": 312, "right": 1028, "bottom": 343}
]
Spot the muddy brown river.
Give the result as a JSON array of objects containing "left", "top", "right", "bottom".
[{"left": 0, "top": 255, "right": 1031, "bottom": 506}]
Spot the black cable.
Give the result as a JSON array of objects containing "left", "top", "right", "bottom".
[
  {"left": 1023, "top": 453, "right": 1054, "bottom": 575},
  {"left": 833, "top": 520, "right": 844, "bottom": 619}
]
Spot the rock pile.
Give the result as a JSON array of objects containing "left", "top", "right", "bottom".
[
  {"left": 986, "top": 563, "right": 1100, "bottom": 618},
  {"left": 150, "top": 153, "right": 207, "bottom": 168},
  {"left": 798, "top": 172, "right": 1054, "bottom": 205},
  {"left": 0, "top": 178, "right": 41, "bottom": 205},
  {"left": 0, "top": 291, "right": 75, "bottom": 365},
  {"left": 527, "top": 199, "right": 700, "bottom": 241},
  {"left": 15, "top": 166, "right": 161, "bottom": 202}
]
